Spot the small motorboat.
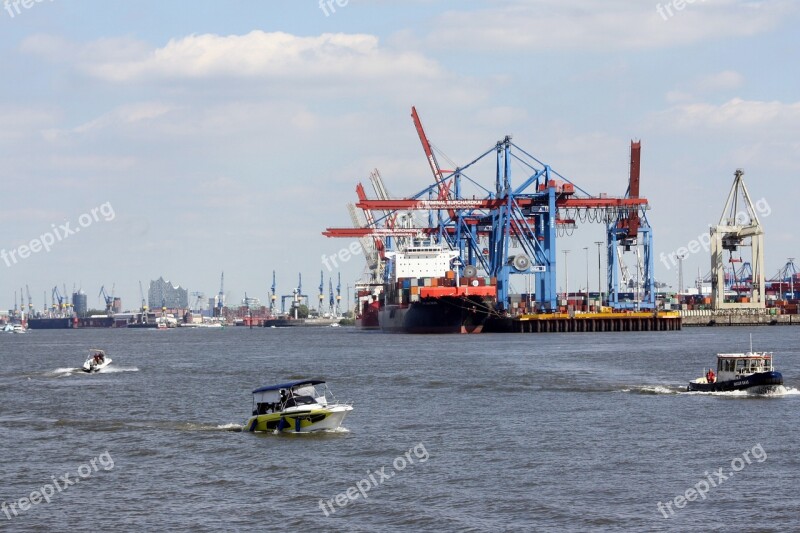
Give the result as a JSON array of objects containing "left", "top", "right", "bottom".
[
  {"left": 244, "top": 379, "right": 352, "bottom": 433},
  {"left": 688, "top": 339, "right": 782, "bottom": 393},
  {"left": 82, "top": 349, "right": 112, "bottom": 373}
]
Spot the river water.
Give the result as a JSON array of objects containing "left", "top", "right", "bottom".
[{"left": 1, "top": 326, "right": 798, "bottom": 532}]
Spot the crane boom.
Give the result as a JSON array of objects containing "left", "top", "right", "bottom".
[{"left": 411, "top": 106, "right": 448, "bottom": 198}]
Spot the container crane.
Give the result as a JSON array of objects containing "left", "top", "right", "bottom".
[
  {"left": 607, "top": 141, "right": 655, "bottom": 309},
  {"left": 325, "top": 107, "right": 653, "bottom": 313},
  {"left": 710, "top": 169, "right": 765, "bottom": 309}
]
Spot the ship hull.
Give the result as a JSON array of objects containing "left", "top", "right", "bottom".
[
  {"left": 688, "top": 371, "right": 783, "bottom": 393},
  {"left": 263, "top": 318, "right": 340, "bottom": 328},
  {"left": 379, "top": 296, "right": 490, "bottom": 334},
  {"left": 356, "top": 302, "right": 380, "bottom": 330},
  {"left": 27, "top": 318, "right": 75, "bottom": 330},
  {"left": 78, "top": 316, "right": 115, "bottom": 328}
]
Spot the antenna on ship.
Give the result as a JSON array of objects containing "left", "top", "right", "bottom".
[{"left": 749, "top": 333, "right": 753, "bottom": 355}]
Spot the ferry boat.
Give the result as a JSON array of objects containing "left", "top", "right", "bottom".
[
  {"left": 244, "top": 379, "right": 352, "bottom": 433},
  {"left": 688, "top": 342, "right": 783, "bottom": 393},
  {"left": 379, "top": 238, "right": 496, "bottom": 334}
]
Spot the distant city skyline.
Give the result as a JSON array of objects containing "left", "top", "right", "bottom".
[{"left": 1, "top": 1, "right": 798, "bottom": 310}]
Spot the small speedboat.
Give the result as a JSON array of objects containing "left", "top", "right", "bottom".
[
  {"left": 82, "top": 349, "right": 112, "bottom": 373},
  {"left": 688, "top": 340, "right": 782, "bottom": 393},
  {"left": 244, "top": 379, "right": 352, "bottom": 433}
]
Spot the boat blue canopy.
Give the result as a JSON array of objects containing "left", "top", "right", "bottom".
[{"left": 252, "top": 379, "right": 325, "bottom": 394}]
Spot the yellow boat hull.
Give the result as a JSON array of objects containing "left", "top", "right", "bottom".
[{"left": 243, "top": 406, "right": 350, "bottom": 433}]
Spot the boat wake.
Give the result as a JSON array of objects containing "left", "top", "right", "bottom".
[
  {"left": 49, "top": 367, "right": 79, "bottom": 377},
  {"left": 46, "top": 366, "right": 139, "bottom": 377},
  {"left": 97, "top": 366, "right": 139, "bottom": 373},
  {"left": 617, "top": 385, "right": 683, "bottom": 395},
  {"left": 267, "top": 426, "right": 351, "bottom": 437},
  {"left": 174, "top": 422, "right": 243, "bottom": 432}
]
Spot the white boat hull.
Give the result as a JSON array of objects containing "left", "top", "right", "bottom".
[{"left": 83, "top": 358, "right": 112, "bottom": 373}]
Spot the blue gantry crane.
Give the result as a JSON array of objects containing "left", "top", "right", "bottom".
[{"left": 324, "top": 108, "right": 654, "bottom": 313}]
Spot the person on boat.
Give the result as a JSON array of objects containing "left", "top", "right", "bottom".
[{"left": 706, "top": 369, "right": 716, "bottom": 383}]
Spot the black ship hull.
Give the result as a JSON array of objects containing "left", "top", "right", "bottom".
[
  {"left": 77, "top": 316, "right": 115, "bottom": 328},
  {"left": 688, "top": 371, "right": 783, "bottom": 393},
  {"left": 378, "top": 296, "right": 490, "bottom": 334},
  {"left": 27, "top": 318, "right": 75, "bottom": 329}
]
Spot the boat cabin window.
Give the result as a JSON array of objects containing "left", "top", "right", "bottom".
[{"left": 284, "top": 395, "right": 316, "bottom": 408}]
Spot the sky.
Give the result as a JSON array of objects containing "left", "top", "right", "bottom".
[{"left": 1, "top": 0, "right": 799, "bottom": 312}]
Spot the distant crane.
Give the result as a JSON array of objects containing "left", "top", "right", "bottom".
[
  {"left": 52, "top": 286, "right": 65, "bottom": 315},
  {"left": 328, "top": 278, "right": 335, "bottom": 315},
  {"left": 25, "top": 285, "right": 33, "bottom": 316},
  {"left": 138, "top": 281, "right": 148, "bottom": 313},
  {"left": 280, "top": 273, "right": 309, "bottom": 315},
  {"left": 190, "top": 291, "right": 205, "bottom": 312},
  {"left": 99, "top": 284, "right": 115, "bottom": 314},
  {"left": 319, "top": 271, "right": 325, "bottom": 313},
  {"left": 270, "top": 271, "right": 277, "bottom": 314},
  {"left": 336, "top": 272, "right": 342, "bottom": 316},
  {"left": 215, "top": 272, "right": 224, "bottom": 317}
]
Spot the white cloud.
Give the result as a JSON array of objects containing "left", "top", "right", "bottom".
[
  {"left": 0, "top": 107, "right": 57, "bottom": 141},
  {"left": 694, "top": 70, "right": 745, "bottom": 92},
  {"left": 425, "top": 0, "right": 795, "bottom": 51},
  {"left": 23, "top": 30, "right": 441, "bottom": 84},
  {"left": 661, "top": 97, "right": 800, "bottom": 129}
]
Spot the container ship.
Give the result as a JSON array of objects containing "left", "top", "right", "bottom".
[{"left": 378, "top": 239, "right": 496, "bottom": 334}]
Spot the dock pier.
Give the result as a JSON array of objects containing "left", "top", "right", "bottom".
[{"left": 485, "top": 312, "right": 682, "bottom": 333}]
